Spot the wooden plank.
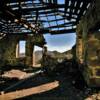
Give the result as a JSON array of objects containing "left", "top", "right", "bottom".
[{"left": 0, "top": 81, "right": 59, "bottom": 100}]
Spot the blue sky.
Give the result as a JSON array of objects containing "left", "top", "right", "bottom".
[
  {"left": 19, "top": 41, "right": 26, "bottom": 53},
  {"left": 39, "top": 1, "right": 76, "bottom": 52},
  {"left": 43, "top": 33, "right": 76, "bottom": 52},
  {"left": 19, "top": 33, "right": 76, "bottom": 53},
  {"left": 19, "top": 0, "right": 76, "bottom": 53},
  {"left": 58, "top": 0, "right": 65, "bottom": 4}
]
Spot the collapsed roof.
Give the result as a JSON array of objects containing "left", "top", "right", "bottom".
[{"left": 0, "top": 0, "right": 92, "bottom": 35}]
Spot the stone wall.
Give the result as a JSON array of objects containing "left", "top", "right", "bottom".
[
  {"left": 76, "top": 0, "right": 100, "bottom": 86},
  {"left": 0, "top": 34, "right": 45, "bottom": 67},
  {"left": 0, "top": 35, "right": 24, "bottom": 66},
  {"left": 87, "top": 32, "right": 100, "bottom": 66}
]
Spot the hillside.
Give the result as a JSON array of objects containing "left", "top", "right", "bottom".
[{"left": 35, "top": 49, "right": 72, "bottom": 61}]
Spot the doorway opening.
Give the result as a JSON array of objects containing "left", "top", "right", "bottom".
[{"left": 33, "top": 46, "right": 42, "bottom": 67}]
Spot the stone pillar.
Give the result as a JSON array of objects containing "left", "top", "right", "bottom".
[
  {"left": 42, "top": 45, "right": 47, "bottom": 67},
  {"left": 33, "top": 49, "right": 35, "bottom": 66},
  {"left": 26, "top": 39, "right": 34, "bottom": 66},
  {"left": 42, "top": 46, "right": 47, "bottom": 60}
]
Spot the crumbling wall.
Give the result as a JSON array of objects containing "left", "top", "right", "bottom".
[
  {"left": 0, "top": 34, "right": 26, "bottom": 66},
  {"left": 87, "top": 32, "right": 100, "bottom": 66},
  {"left": 25, "top": 36, "right": 34, "bottom": 66},
  {"left": 76, "top": 0, "right": 100, "bottom": 86},
  {"left": 0, "top": 34, "right": 45, "bottom": 67}
]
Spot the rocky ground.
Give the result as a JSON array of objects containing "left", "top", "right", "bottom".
[
  {"left": 0, "top": 70, "right": 99, "bottom": 100},
  {"left": 0, "top": 59, "right": 100, "bottom": 100},
  {"left": 19, "top": 75, "right": 99, "bottom": 100}
]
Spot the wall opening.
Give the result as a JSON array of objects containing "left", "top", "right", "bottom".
[
  {"left": 16, "top": 41, "right": 26, "bottom": 58},
  {"left": 33, "top": 46, "right": 42, "bottom": 67}
]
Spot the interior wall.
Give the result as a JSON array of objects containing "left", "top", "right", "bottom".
[
  {"left": 0, "top": 35, "right": 20, "bottom": 66},
  {"left": 0, "top": 34, "right": 33, "bottom": 67},
  {"left": 87, "top": 32, "right": 100, "bottom": 66}
]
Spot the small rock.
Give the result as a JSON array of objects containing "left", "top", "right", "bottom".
[
  {"left": 92, "top": 94, "right": 97, "bottom": 99},
  {"left": 85, "top": 97, "right": 93, "bottom": 100},
  {"left": 96, "top": 93, "right": 100, "bottom": 100},
  {"left": 1, "top": 91, "right": 4, "bottom": 95}
]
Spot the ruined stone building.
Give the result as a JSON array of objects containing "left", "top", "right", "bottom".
[
  {"left": 0, "top": 34, "right": 45, "bottom": 67},
  {"left": 0, "top": 0, "right": 100, "bottom": 89}
]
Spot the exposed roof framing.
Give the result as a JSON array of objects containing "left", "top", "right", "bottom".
[{"left": 0, "top": 0, "right": 92, "bottom": 35}]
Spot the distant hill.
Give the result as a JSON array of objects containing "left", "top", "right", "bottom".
[
  {"left": 34, "top": 51, "right": 42, "bottom": 63},
  {"left": 19, "top": 49, "right": 72, "bottom": 62},
  {"left": 19, "top": 53, "right": 25, "bottom": 57},
  {"left": 62, "top": 50, "right": 71, "bottom": 55},
  {"left": 34, "top": 49, "right": 72, "bottom": 62}
]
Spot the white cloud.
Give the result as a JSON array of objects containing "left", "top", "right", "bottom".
[
  {"left": 34, "top": 46, "right": 42, "bottom": 51},
  {"left": 44, "top": 33, "right": 76, "bottom": 52}
]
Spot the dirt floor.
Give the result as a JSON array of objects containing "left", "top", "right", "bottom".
[
  {"left": 1, "top": 69, "right": 28, "bottom": 79},
  {"left": 0, "top": 69, "right": 100, "bottom": 100}
]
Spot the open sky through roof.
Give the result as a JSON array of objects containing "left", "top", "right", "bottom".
[
  {"left": 43, "top": 33, "right": 76, "bottom": 53},
  {"left": 19, "top": 0, "right": 76, "bottom": 53},
  {"left": 42, "top": 0, "right": 76, "bottom": 52}
]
